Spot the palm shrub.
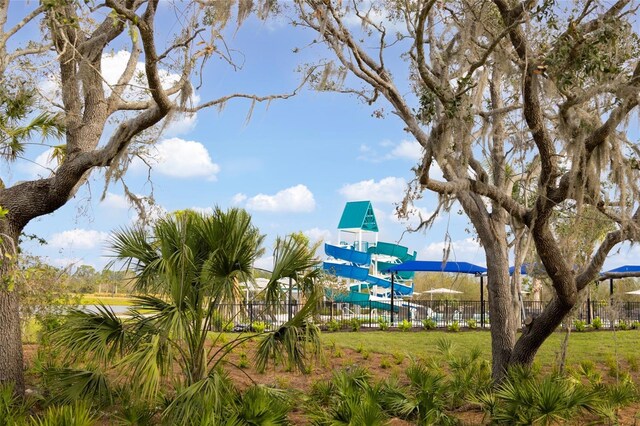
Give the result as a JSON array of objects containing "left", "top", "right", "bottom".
[
  {"left": 380, "top": 361, "right": 458, "bottom": 425},
  {"left": 0, "top": 383, "right": 34, "bottom": 425},
  {"left": 52, "top": 208, "right": 322, "bottom": 421},
  {"left": 490, "top": 372, "right": 600, "bottom": 425},
  {"left": 307, "top": 367, "right": 388, "bottom": 425},
  {"left": 29, "top": 401, "right": 96, "bottom": 426},
  {"left": 592, "top": 316, "right": 603, "bottom": 330}
]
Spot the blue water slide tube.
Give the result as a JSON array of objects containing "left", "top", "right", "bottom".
[
  {"left": 323, "top": 262, "right": 370, "bottom": 281},
  {"left": 324, "top": 243, "right": 371, "bottom": 266},
  {"left": 365, "top": 275, "right": 413, "bottom": 295}
]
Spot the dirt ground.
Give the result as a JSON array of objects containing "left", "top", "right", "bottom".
[{"left": 22, "top": 342, "right": 640, "bottom": 425}]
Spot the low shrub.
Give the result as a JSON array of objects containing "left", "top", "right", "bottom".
[
  {"left": 378, "top": 317, "right": 390, "bottom": 331},
  {"left": 393, "top": 352, "right": 405, "bottom": 365},
  {"left": 326, "top": 320, "right": 340, "bottom": 332},
  {"left": 573, "top": 319, "right": 588, "bottom": 332},
  {"left": 380, "top": 357, "right": 392, "bottom": 369},
  {"left": 466, "top": 318, "right": 477, "bottom": 329},
  {"left": 399, "top": 319, "right": 412, "bottom": 332},
  {"left": 617, "top": 320, "right": 629, "bottom": 330},
  {"left": 631, "top": 320, "right": 640, "bottom": 330},
  {"left": 251, "top": 321, "right": 266, "bottom": 333},
  {"left": 349, "top": 318, "right": 361, "bottom": 332},
  {"left": 422, "top": 318, "right": 437, "bottom": 330},
  {"left": 447, "top": 321, "right": 460, "bottom": 332},
  {"left": 592, "top": 316, "right": 603, "bottom": 330}
]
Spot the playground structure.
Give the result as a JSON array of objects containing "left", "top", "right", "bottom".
[
  {"left": 323, "top": 201, "right": 416, "bottom": 296},
  {"left": 322, "top": 201, "right": 422, "bottom": 323}
]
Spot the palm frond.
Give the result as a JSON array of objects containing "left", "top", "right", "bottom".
[
  {"left": 54, "top": 305, "right": 129, "bottom": 364},
  {"left": 254, "top": 292, "right": 321, "bottom": 373},
  {"left": 265, "top": 235, "right": 321, "bottom": 306},
  {"left": 117, "top": 334, "right": 169, "bottom": 401},
  {"left": 163, "top": 368, "right": 237, "bottom": 424},
  {"left": 42, "top": 366, "right": 113, "bottom": 407}
]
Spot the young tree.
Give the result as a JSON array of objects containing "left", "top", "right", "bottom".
[
  {"left": 0, "top": 0, "right": 305, "bottom": 392},
  {"left": 292, "top": 0, "right": 640, "bottom": 380}
]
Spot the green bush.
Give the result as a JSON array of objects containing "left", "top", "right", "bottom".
[
  {"left": 326, "top": 320, "right": 340, "bottom": 332},
  {"left": 573, "top": 319, "right": 588, "bottom": 332},
  {"left": 617, "top": 320, "right": 629, "bottom": 330},
  {"left": 378, "top": 317, "right": 390, "bottom": 331},
  {"left": 251, "top": 321, "right": 266, "bottom": 333},
  {"left": 238, "top": 352, "right": 249, "bottom": 369},
  {"left": 422, "top": 318, "right": 437, "bottom": 330},
  {"left": 380, "top": 357, "right": 392, "bottom": 369},
  {"left": 399, "top": 319, "right": 412, "bottom": 332},
  {"left": 631, "top": 321, "right": 640, "bottom": 330},
  {"left": 0, "top": 384, "right": 33, "bottom": 424},
  {"left": 466, "top": 318, "right": 477, "bottom": 329},
  {"left": 223, "top": 321, "right": 234, "bottom": 332},
  {"left": 447, "top": 321, "right": 460, "bottom": 332},
  {"left": 592, "top": 316, "right": 603, "bottom": 330},
  {"left": 32, "top": 402, "right": 97, "bottom": 426},
  {"left": 349, "top": 318, "right": 361, "bottom": 332}
]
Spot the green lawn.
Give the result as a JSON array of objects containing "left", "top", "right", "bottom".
[
  {"left": 321, "top": 329, "right": 640, "bottom": 369},
  {"left": 77, "top": 294, "right": 134, "bottom": 306}
]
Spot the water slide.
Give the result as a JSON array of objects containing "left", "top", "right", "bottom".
[{"left": 323, "top": 243, "right": 414, "bottom": 296}]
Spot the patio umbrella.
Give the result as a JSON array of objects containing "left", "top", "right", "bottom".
[{"left": 424, "top": 288, "right": 463, "bottom": 300}]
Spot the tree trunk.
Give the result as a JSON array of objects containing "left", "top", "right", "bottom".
[
  {"left": 0, "top": 289, "right": 23, "bottom": 393},
  {"left": 0, "top": 224, "right": 24, "bottom": 393},
  {"left": 510, "top": 296, "right": 572, "bottom": 366},
  {"left": 485, "top": 239, "right": 517, "bottom": 382}
]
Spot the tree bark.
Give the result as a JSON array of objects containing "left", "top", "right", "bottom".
[
  {"left": 485, "top": 240, "right": 516, "bottom": 381},
  {"left": 0, "top": 224, "right": 24, "bottom": 393}
]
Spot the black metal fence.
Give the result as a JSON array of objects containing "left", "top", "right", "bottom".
[{"left": 212, "top": 300, "right": 640, "bottom": 331}]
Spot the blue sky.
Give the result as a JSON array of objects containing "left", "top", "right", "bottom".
[{"left": 9, "top": 4, "right": 640, "bottom": 273}]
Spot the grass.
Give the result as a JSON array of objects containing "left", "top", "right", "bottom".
[
  {"left": 77, "top": 294, "right": 134, "bottom": 306},
  {"left": 321, "top": 329, "right": 640, "bottom": 368}
]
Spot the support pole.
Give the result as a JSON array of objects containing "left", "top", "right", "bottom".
[
  {"left": 390, "top": 274, "right": 395, "bottom": 325},
  {"left": 480, "top": 275, "right": 485, "bottom": 328},
  {"left": 610, "top": 278, "right": 614, "bottom": 297},
  {"left": 288, "top": 277, "right": 293, "bottom": 321}
]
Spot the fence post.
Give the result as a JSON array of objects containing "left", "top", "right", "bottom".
[
  {"left": 445, "top": 300, "right": 449, "bottom": 327},
  {"left": 369, "top": 301, "right": 372, "bottom": 328}
]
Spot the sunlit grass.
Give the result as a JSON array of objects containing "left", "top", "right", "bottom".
[
  {"left": 321, "top": 330, "right": 640, "bottom": 369},
  {"left": 77, "top": 294, "right": 134, "bottom": 306}
]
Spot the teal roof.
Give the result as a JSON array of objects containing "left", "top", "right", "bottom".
[{"left": 337, "top": 201, "right": 379, "bottom": 232}]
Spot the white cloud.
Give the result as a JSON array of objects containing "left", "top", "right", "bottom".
[
  {"left": 139, "top": 138, "right": 220, "bottom": 180},
  {"left": 49, "top": 229, "right": 109, "bottom": 250},
  {"left": 48, "top": 257, "right": 83, "bottom": 269},
  {"left": 390, "top": 206, "right": 438, "bottom": 227},
  {"left": 254, "top": 255, "right": 274, "bottom": 271},
  {"left": 24, "top": 148, "right": 58, "bottom": 178},
  {"left": 339, "top": 177, "right": 406, "bottom": 203},
  {"left": 304, "top": 228, "right": 332, "bottom": 243},
  {"left": 389, "top": 140, "right": 423, "bottom": 161},
  {"left": 358, "top": 139, "right": 423, "bottom": 163},
  {"left": 231, "top": 193, "right": 248, "bottom": 205},
  {"left": 342, "top": 6, "right": 407, "bottom": 34},
  {"left": 420, "top": 237, "right": 485, "bottom": 264},
  {"left": 245, "top": 185, "right": 316, "bottom": 213},
  {"left": 190, "top": 206, "right": 214, "bottom": 215},
  {"left": 101, "top": 192, "right": 128, "bottom": 210}
]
